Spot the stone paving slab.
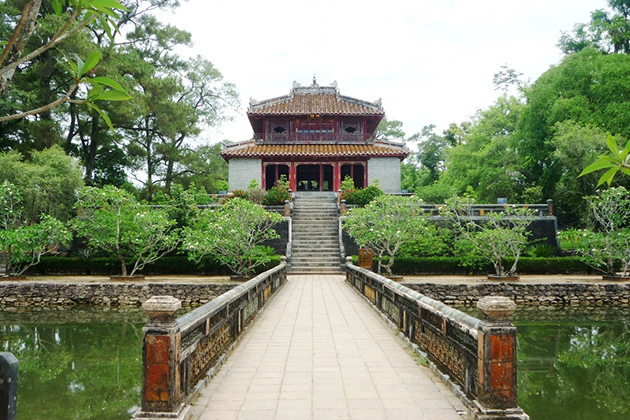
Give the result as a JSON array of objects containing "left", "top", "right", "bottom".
[{"left": 190, "top": 274, "right": 466, "bottom": 420}]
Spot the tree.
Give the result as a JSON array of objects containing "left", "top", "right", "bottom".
[
  {"left": 0, "top": 0, "right": 131, "bottom": 123},
  {"left": 0, "top": 146, "right": 84, "bottom": 222},
  {"left": 565, "top": 187, "right": 630, "bottom": 277},
  {"left": 517, "top": 48, "right": 630, "bottom": 198},
  {"left": 343, "top": 195, "right": 430, "bottom": 275},
  {"left": 0, "top": 181, "right": 71, "bottom": 276},
  {"left": 443, "top": 197, "right": 534, "bottom": 277},
  {"left": 73, "top": 185, "right": 179, "bottom": 276},
  {"left": 558, "top": 1, "right": 630, "bottom": 55},
  {"left": 183, "top": 198, "right": 283, "bottom": 277},
  {"left": 440, "top": 95, "right": 525, "bottom": 202},
  {"left": 373, "top": 116, "right": 406, "bottom": 143}
]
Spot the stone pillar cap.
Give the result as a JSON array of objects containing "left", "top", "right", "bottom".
[
  {"left": 477, "top": 296, "right": 516, "bottom": 321},
  {"left": 346, "top": 256, "right": 353, "bottom": 263},
  {"left": 142, "top": 296, "right": 181, "bottom": 319}
]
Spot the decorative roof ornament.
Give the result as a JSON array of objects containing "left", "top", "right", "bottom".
[
  {"left": 292, "top": 80, "right": 301, "bottom": 89},
  {"left": 249, "top": 97, "right": 258, "bottom": 107},
  {"left": 312, "top": 74, "right": 318, "bottom": 86}
]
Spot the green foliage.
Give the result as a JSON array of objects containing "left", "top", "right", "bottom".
[
  {"left": 0, "top": 147, "right": 84, "bottom": 222},
  {"left": 262, "top": 186, "right": 290, "bottom": 206},
  {"left": 73, "top": 185, "right": 179, "bottom": 276},
  {"left": 351, "top": 255, "right": 593, "bottom": 275},
  {"left": 399, "top": 225, "right": 454, "bottom": 257},
  {"left": 343, "top": 195, "right": 430, "bottom": 275},
  {"left": 183, "top": 198, "right": 283, "bottom": 276},
  {"left": 340, "top": 183, "right": 384, "bottom": 206},
  {"left": 248, "top": 179, "right": 259, "bottom": 189},
  {"left": 567, "top": 187, "right": 630, "bottom": 276},
  {"left": 441, "top": 95, "right": 524, "bottom": 202},
  {"left": 413, "top": 182, "right": 457, "bottom": 204},
  {"left": 340, "top": 175, "right": 355, "bottom": 191},
  {"left": 0, "top": 182, "right": 71, "bottom": 276},
  {"left": 247, "top": 187, "right": 265, "bottom": 205},
  {"left": 579, "top": 135, "right": 630, "bottom": 187},
  {"left": 526, "top": 243, "right": 557, "bottom": 258},
  {"left": 444, "top": 197, "right": 534, "bottom": 276},
  {"left": 558, "top": 1, "right": 630, "bottom": 54},
  {"left": 518, "top": 48, "right": 630, "bottom": 197}
]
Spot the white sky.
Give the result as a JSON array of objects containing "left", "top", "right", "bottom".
[{"left": 156, "top": 0, "right": 605, "bottom": 143}]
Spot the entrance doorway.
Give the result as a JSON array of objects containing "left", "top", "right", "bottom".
[
  {"left": 265, "top": 164, "right": 289, "bottom": 190},
  {"left": 340, "top": 164, "right": 365, "bottom": 189},
  {"left": 296, "top": 164, "right": 333, "bottom": 191}
]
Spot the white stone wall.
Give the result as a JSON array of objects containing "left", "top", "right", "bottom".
[
  {"left": 228, "top": 158, "right": 262, "bottom": 191},
  {"left": 367, "top": 157, "right": 401, "bottom": 193}
]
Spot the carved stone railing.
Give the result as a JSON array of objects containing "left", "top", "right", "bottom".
[
  {"left": 345, "top": 260, "right": 529, "bottom": 420},
  {"left": 133, "top": 260, "right": 288, "bottom": 420}
]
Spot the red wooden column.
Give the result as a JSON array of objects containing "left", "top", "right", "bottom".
[
  {"left": 333, "top": 162, "right": 341, "bottom": 192},
  {"left": 289, "top": 162, "right": 297, "bottom": 191}
]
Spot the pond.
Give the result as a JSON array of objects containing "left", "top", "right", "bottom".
[
  {"left": 1, "top": 306, "right": 629, "bottom": 420},
  {"left": 513, "top": 307, "right": 630, "bottom": 420},
  {"left": 0, "top": 307, "right": 148, "bottom": 420}
]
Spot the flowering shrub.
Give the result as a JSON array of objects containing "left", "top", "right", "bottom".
[
  {"left": 568, "top": 187, "right": 630, "bottom": 276},
  {"left": 183, "top": 198, "right": 284, "bottom": 276},
  {"left": 0, "top": 181, "right": 71, "bottom": 276},
  {"left": 343, "top": 195, "right": 430, "bottom": 274},
  {"left": 73, "top": 186, "right": 179, "bottom": 276},
  {"left": 443, "top": 197, "right": 534, "bottom": 277}
]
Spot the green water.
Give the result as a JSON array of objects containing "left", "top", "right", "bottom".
[
  {"left": 514, "top": 308, "right": 630, "bottom": 420},
  {"left": 1, "top": 307, "right": 629, "bottom": 420},
  {"left": 0, "top": 308, "right": 147, "bottom": 420}
]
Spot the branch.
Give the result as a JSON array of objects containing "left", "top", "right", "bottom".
[
  {"left": 0, "top": 12, "right": 93, "bottom": 79},
  {"left": 0, "top": 83, "right": 79, "bottom": 122},
  {"left": 0, "top": 0, "right": 42, "bottom": 67}
]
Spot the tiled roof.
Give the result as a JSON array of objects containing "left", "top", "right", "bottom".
[
  {"left": 221, "top": 141, "right": 409, "bottom": 160},
  {"left": 248, "top": 81, "right": 383, "bottom": 117}
]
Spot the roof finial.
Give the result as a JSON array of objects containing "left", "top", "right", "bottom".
[{"left": 312, "top": 74, "right": 317, "bottom": 86}]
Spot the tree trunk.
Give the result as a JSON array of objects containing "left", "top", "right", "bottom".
[
  {"left": 0, "top": 0, "right": 42, "bottom": 95},
  {"left": 83, "top": 110, "right": 100, "bottom": 186}
]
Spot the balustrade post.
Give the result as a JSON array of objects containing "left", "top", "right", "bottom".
[
  {"left": 474, "top": 296, "right": 529, "bottom": 420},
  {"left": 134, "top": 296, "right": 190, "bottom": 420},
  {"left": 0, "top": 353, "right": 18, "bottom": 420},
  {"left": 341, "top": 199, "right": 346, "bottom": 215},
  {"left": 284, "top": 200, "right": 290, "bottom": 216},
  {"left": 546, "top": 199, "right": 554, "bottom": 216}
]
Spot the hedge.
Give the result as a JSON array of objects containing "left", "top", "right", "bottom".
[
  {"left": 28, "top": 255, "right": 282, "bottom": 276},
  {"left": 351, "top": 256, "right": 602, "bottom": 275}
]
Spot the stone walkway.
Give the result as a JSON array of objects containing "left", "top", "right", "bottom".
[{"left": 190, "top": 274, "right": 466, "bottom": 420}]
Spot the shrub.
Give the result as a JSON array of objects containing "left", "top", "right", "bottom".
[
  {"left": 222, "top": 189, "right": 247, "bottom": 204},
  {"left": 247, "top": 187, "right": 265, "bottom": 205},
  {"left": 350, "top": 255, "right": 598, "bottom": 275},
  {"left": 263, "top": 186, "right": 291, "bottom": 206}
]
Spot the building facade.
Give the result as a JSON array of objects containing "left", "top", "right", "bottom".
[{"left": 221, "top": 80, "right": 409, "bottom": 193}]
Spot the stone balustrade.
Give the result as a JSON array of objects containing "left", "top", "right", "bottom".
[
  {"left": 133, "top": 259, "right": 288, "bottom": 420},
  {"left": 345, "top": 259, "right": 529, "bottom": 420}
]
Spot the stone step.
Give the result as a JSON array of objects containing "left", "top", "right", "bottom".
[
  {"left": 293, "top": 239, "right": 338, "bottom": 245},
  {"left": 291, "top": 253, "right": 340, "bottom": 259},
  {"left": 293, "top": 246, "right": 338, "bottom": 251},
  {"left": 290, "top": 262, "right": 341, "bottom": 268}
]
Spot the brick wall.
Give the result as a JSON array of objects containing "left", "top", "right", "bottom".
[
  {"left": 228, "top": 158, "right": 261, "bottom": 191},
  {"left": 367, "top": 157, "right": 401, "bottom": 193}
]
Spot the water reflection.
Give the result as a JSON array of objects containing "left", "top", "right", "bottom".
[
  {"left": 515, "top": 308, "right": 630, "bottom": 420},
  {"left": 1, "top": 305, "right": 629, "bottom": 420},
  {"left": 0, "top": 307, "right": 147, "bottom": 420}
]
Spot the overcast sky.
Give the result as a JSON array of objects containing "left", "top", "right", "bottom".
[{"left": 156, "top": 0, "right": 606, "bottom": 143}]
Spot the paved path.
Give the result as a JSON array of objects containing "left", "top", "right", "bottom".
[{"left": 190, "top": 274, "right": 466, "bottom": 420}]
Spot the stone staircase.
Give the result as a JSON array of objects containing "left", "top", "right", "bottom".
[{"left": 289, "top": 192, "right": 342, "bottom": 274}]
